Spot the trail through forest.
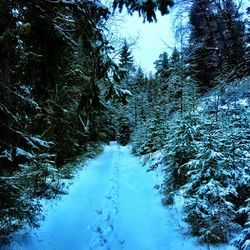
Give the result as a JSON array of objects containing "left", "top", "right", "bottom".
[{"left": 7, "top": 142, "right": 235, "bottom": 250}]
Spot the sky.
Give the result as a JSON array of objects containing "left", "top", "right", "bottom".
[{"left": 117, "top": 10, "right": 176, "bottom": 73}]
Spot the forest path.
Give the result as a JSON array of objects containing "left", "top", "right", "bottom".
[{"left": 8, "top": 142, "right": 233, "bottom": 250}]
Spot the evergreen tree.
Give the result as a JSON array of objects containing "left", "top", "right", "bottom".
[
  {"left": 113, "top": 0, "right": 174, "bottom": 22},
  {"left": 162, "top": 113, "right": 202, "bottom": 193},
  {"left": 165, "top": 48, "right": 188, "bottom": 114},
  {"left": 188, "top": 0, "right": 247, "bottom": 92},
  {"left": 117, "top": 116, "right": 131, "bottom": 146},
  {"left": 154, "top": 52, "right": 170, "bottom": 79},
  {"left": 119, "top": 40, "right": 134, "bottom": 76},
  {"left": 188, "top": 0, "right": 218, "bottom": 92},
  {"left": 127, "top": 66, "right": 147, "bottom": 127},
  {"left": 234, "top": 199, "right": 250, "bottom": 250},
  {"left": 216, "top": 0, "right": 246, "bottom": 78},
  {"left": 182, "top": 128, "right": 243, "bottom": 243},
  {"left": 244, "top": 7, "right": 250, "bottom": 76}
]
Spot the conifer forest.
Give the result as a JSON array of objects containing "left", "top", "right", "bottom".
[{"left": 0, "top": 0, "right": 250, "bottom": 249}]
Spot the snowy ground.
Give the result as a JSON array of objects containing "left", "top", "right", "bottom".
[{"left": 5, "top": 142, "right": 236, "bottom": 250}]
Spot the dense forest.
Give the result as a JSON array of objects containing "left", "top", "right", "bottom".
[{"left": 0, "top": 0, "right": 249, "bottom": 249}]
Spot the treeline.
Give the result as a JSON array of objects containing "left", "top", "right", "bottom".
[
  {"left": 0, "top": 0, "right": 175, "bottom": 242},
  {"left": 118, "top": 0, "right": 250, "bottom": 248}
]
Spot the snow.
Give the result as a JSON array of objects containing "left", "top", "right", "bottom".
[
  {"left": 119, "top": 89, "right": 132, "bottom": 96},
  {"left": 0, "top": 149, "right": 13, "bottom": 161},
  {"left": 241, "top": 239, "right": 250, "bottom": 250},
  {"left": 30, "top": 136, "right": 54, "bottom": 148},
  {"left": 15, "top": 147, "right": 34, "bottom": 159},
  {"left": 197, "top": 76, "right": 250, "bottom": 113},
  {"left": 14, "top": 91, "right": 40, "bottom": 110},
  {"left": 113, "top": 86, "right": 132, "bottom": 98},
  {"left": 24, "top": 136, "right": 54, "bottom": 150},
  {"left": 236, "top": 98, "right": 249, "bottom": 107},
  {"left": 19, "top": 85, "right": 31, "bottom": 95},
  {"left": 7, "top": 143, "right": 236, "bottom": 250},
  {"left": 47, "top": 0, "right": 108, "bottom": 10}
]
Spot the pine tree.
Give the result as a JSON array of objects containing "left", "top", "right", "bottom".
[
  {"left": 216, "top": 0, "right": 246, "bottom": 78},
  {"left": 188, "top": 0, "right": 218, "bottom": 92},
  {"left": 119, "top": 40, "right": 134, "bottom": 76},
  {"left": 244, "top": 7, "right": 250, "bottom": 76},
  {"left": 117, "top": 116, "right": 131, "bottom": 146},
  {"left": 113, "top": 0, "right": 174, "bottom": 22},
  {"left": 154, "top": 52, "right": 170, "bottom": 79},
  {"left": 183, "top": 129, "right": 241, "bottom": 243},
  {"left": 188, "top": 0, "right": 247, "bottom": 92},
  {"left": 182, "top": 105, "right": 250, "bottom": 244},
  {"left": 165, "top": 48, "right": 187, "bottom": 114},
  {"left": 234, "top": 199, "right": 250, "bottom": 250},
  {"left": 162, "top": 113, "right": 202, "bottom": 193},
  {"left": 127, "top": 66, "right": 147, "bottom": 127}
]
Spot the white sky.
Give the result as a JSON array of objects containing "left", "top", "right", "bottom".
[{"left": 117, "top": 11, "right": 176, "bottom": 73}]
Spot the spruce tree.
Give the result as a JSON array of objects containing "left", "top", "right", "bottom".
[
  {"left": 216, "top": 0, "right": 246, "bottom": 78},
  {"left": 188, "top": 0, "right": 247, "bottom": 92},
  {"left": 113, "top": 0, "right": 174, "bottom": 22},
  {"left": 119, "top": 40, "right": 134, "bottom": 76},
  {"left": 182, "top": 130, "right": 239, "bottom": 243},
  {"left": 188, "top": 0, "right": 218, "bottom": 92},
  {"left": 154, "top": 52, "right": 170, "bottom": 79},
  {"left": 162, "top": 113, "right": 202, "bottom": 193}
]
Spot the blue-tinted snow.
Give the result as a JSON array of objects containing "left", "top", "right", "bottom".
[
  {"left": 198, "top": 76, "right": 250, "bottom": 113},
  {"left": 7, "top": 142, "right": 236, "bottom": 250},
  {"left": 30, "top": 137, "right": 54, "bottom": 148},
  {"left": 0, "top": 149, "right": 13, "bottom": 161},
  {"left": 15, "top": 147, "right": 34, "bottom": 159}
]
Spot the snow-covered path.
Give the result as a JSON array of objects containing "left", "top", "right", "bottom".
[{"left": 8, "top": 142, "right": 234, "bottom": 250}]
